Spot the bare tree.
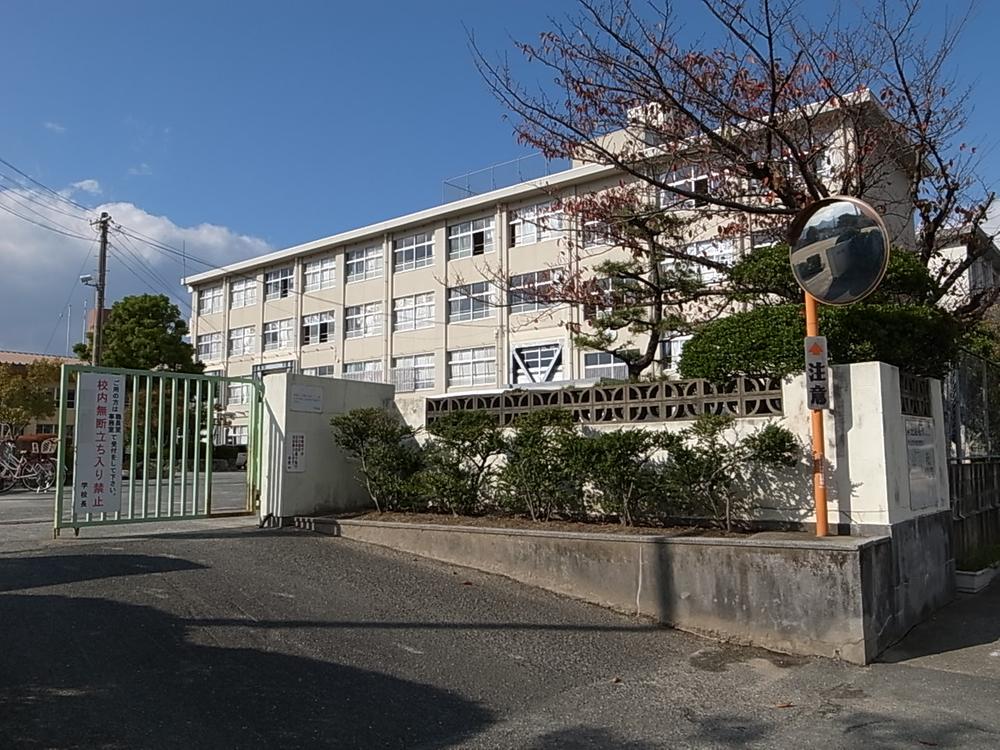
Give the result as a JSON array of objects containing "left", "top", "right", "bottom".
[{"left": 472, "top": 0, "right": 996, "bottom": 372}]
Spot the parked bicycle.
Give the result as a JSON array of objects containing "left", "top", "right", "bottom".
[{"left": 0, "top": 434, "right": 58, "bottom": 493}]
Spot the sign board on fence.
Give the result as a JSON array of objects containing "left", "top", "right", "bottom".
[
  {"left": 905, "top": 416, "right": 937, "bottom": 510},
  {"left": 286, "top": 433, "right": 306, "bottom": 473},
  {"left": 290, "top": 384, "right": 323, "bottom": 413},
  {"left": 804, "top": 336, "right": 830, "bottom": 410},
  {"left": 73, "top": 372, "right": 125, "bottom": 515}
]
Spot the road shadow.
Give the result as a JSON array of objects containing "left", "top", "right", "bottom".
[
  {"left": 0, "top": 553, "right": 206, "bottom": 592},
  {"left": 0, "top": 593, "right": 493, "bottom": 749},
  {"left": 524, "top": 726, "right": 664, "bottom": 748},
  {"left": 879, "top": 578, "right": 1000, "bottom": 664}
]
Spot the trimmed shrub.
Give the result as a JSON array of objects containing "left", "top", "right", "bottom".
[
  {"left": 496, "top": 409, "right": 586, "bottom": 520},
  {"left": 330, "top": 408, "right": 421, "bottom": 512},
  {"left": 419, "top": 411, "right": 505, "bottom": 515}
]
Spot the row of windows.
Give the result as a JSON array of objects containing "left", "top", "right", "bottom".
[
  {"left": 197, "top": 204, "right": 571, "bottom": 314},
  {"left": 198, "top": 271, "right": 568, "bottom": 358},
  {"left": 215, "top": 338, "right": 690, "bottom": 409}
]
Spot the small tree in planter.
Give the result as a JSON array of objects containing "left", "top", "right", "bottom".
[
  {"left": 497, "top": 409, "right": 586, "bottom": 521},
  {"left": 420, "top": 411, "right": 505, "bottom": 516},
  {"left": 330, "top": 409, "right": 422, "bottom": 512},
  {"left": 665, "top": 415, "right": 799, "bottom": 531}
]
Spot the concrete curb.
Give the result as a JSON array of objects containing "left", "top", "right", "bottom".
[{"left": 296, "top": 514, "right": 897, "bottom": 664}]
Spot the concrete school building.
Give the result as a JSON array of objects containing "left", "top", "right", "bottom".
[{"left": 182, "top": 93, "right": 983, "bottom": 435}]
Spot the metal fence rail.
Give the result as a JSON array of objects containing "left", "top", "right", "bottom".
[
  {"left": 53, "top": 365, "right": 263, "bottom": 536},
  {"left": 426, "top": 376, "right": 783, "bottom": 426}
]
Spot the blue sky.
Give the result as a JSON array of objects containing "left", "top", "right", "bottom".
[{"left": 1, "top": 0, "right": 998, "bottom": 353}]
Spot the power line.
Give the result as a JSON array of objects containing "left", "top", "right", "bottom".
[
  {"left": 0, "top": 155, "right": 93, "bottom": 214},
  {"left": 0, "top": 198, "right": 93, "bottom": 241},
  {"left": 42, "top": 236, "right": 100, "bottom": 355},
  {"left": 0, "top": 173, "right": 92, "bottom": 222}
]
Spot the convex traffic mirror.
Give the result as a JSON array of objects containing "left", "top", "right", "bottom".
[{"left": 788, "top": 196, "right": 889, "bottom": 305}]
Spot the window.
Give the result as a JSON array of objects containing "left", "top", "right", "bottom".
[
  {"left": 345, "top": 302, "right": 383, "bottom": 339},
  {"left": 230, "top": 278, "right": 257, "bottom": 309},
  {"left": 36, "top": 424, "right": 57, "bottom": 435},
  {"left": 301, "top": 311, "right": 335, "bottom": 345},
  {"left": 264, "top": 267, "right": 294, "bottom": 300},
  {"left": 448, "top": 346, "right": 496, "bottom": 387},
  {"left": 228, "top": 325, "right": 256, "bottom": 356},
  {"left": 252, "top": 361, "right": 294, "bottom": 378},
  {"left": 511, "top": 343, "right": 563, "bottom": 384},
  {"left": 393, "top": 292, "right": 435, "bottom": 331},
  {"left": 509, "top": 202, "right": 564, "bottom": 247},
  {"left": 343, "top": 359, "right": 384, "bottom": 383},
  {"left": 447, "top": 282, "right": 493, "bottom": 322},
  {"left": 509, "top": 269, "right": 559, "bottom": 314},
  {"left": 393, "top": 232, "right": 434, "bottom": 272},
  {"left": 302, "top": 365, "right": 336, "bottom": 377},
  {"left": 584, "top": 351, "right": 631, "bottom": 380},
  {"left": 392, "top": 353, "right": 435, "bottom": 392},
  {"left": 660, "top": 165, "right": 712, "bottom": 208},
  {"left": 447, "top": 218, "right": 494, "bottom": 259},
  {"left": 659, "top": 335, "right": 693, "bottom": 371},
  {"left": 660, "top": 239, "right": 735, "bottom": 284},
  {"left": 196, "top": 332, "right": 222, "bottom": 360},
  {"left": 582, "top": 219, "right": 613, "bottom": 249},
  {"left": 227, "top": 383, "right": 249, "bottom": 406},
  {"left": 262, "top": 319, "right": 293, "bottom": 351},
  {"left": 225, "top": 425, "right": 249, "bottom": 446},
  {"left": 52, "top": 388, "right": 76, "bottom": 409},
  {"left": 346, "top": 246, "right": 383, "bottom": 282},
  {"left": 304, "top": 256, "right": 336, "bottom": 291},
  {"left": 198, "top": 285, "right": 223, "bottom": 314}
]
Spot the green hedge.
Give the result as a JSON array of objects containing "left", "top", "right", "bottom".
[{"left": 331, "top": 408, "right": 799, "bottom": 528}]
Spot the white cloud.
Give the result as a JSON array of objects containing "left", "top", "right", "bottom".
[
  {"left": 70, "top": 179, "right": 102, "bottom": 195},
  {"left": 128, "top": 162, "right": 152, "bottom": 176},
  {"left": 0, "top": 185, "right": 271, "bottom": 354},
  {"left": 43, "top": 121, "right": 66, "bottom": 134}
]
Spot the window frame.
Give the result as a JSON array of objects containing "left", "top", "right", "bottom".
[
  {"left": 344, "top": 302, "right": 383, "bottom": 339},
  {"left": 262, "top": 318, "right": 294, "bottom": 351},
  {"left": 393, "top": 232, "right": 435, "bottom": 272},
  {"left": 392, "top": 292, "right": 435, "bottom": 332},
  {"left": 196, "top": 331, "right": 222, "bottom": 360},
  {"left": 264, "top": 267, "right": 294, "bottom": 301},
  {"left": 392, "top": 353, "right": 435, "bottom": 392},
  {"left": 447, "top": 281, "right": 494, "bottom": 322},
  {"left": 228, "top": 325, "right": 257, "bottom": 356},
  {"left": 345, "top": 245, "right": 383, "bottom": 283},
  {"left": 447, "top": 346, "right": 497, "bottom": 388},
  {"left": 301, "top": 310, "right": 335, "bottom": 345},
  {"left": 303, "top": 256, "right": 336, "bottom": 292},
  {"left": 229, "top": 278, "right": 258, "bottom": 309},
  {"left": 508, "top": 269, "right": 559, "bottom": 314},
  {"left": 447, "top": 217, "right": 495, "bottom": 259},
  {"left": 198, "top": 285, "right": 223, "bottom": 315}
]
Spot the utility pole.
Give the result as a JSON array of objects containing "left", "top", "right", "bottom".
[{"left": 92, "top": 211, "right": 111, "bottom": 366}]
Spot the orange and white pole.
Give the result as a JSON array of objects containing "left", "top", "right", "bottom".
[{"left": 804, "top": 291, "right": 828, "bottom": 537}]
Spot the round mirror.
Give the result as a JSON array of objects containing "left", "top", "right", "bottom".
[{"left": 787, "top": 196, "right": 889, "bottom": 305}]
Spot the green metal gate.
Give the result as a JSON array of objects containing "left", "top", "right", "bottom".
[{"left": 53, "top": 365, "right": 263, "bottom": 536}]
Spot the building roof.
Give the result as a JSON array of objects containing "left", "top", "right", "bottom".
[
  {"left": 182, "top": 161, "right": 616, "bottom": 288},
  {"left": 0, "top": 350, "right": 81, "bottom": 366}
]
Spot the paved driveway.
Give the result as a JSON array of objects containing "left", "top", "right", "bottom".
[{"left": 1, "top": 500, "right": 999, "bottom": 748}]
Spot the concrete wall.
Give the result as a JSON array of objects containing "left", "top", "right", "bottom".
[
  {"left": 309, "top": 517, "right": 925, "bottom": 664},
  {"left": 260, "top": 373, "right": 395, "bottom": 520}
]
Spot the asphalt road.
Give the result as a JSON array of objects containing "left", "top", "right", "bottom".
[{"left": 2, "top": 495, "right": 999, "bottom": 748}]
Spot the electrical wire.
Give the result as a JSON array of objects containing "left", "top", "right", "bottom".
[{"left": 41, "top": 235, "right": 100, "bottom": 355}]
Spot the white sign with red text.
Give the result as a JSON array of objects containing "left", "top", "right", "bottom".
[{"left": 73, "top": 373, "right": 125, "bottom": 515}]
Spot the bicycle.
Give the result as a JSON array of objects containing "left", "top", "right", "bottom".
[{"left": 0, "top": 435, "right": 58, "bottom": 493}]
